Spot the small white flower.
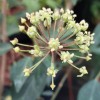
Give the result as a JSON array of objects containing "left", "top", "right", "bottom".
[
  {"left": 52, "top": 10, "right": 60, "bottom": 20},
  {"left": 26, "top": 12, "right": 30, "bottom": 20},
  {"left": 60, "top": 8, "right": 64, "bottom": 13},
  {"left": 48, "top": 38, "right": 60, "bottom": 51},
  {"left": 47, "top": 64, "right": 58, "bottom": 77},
  {"left": 60, "top": 51, "right": 74, "bottom": 63},
  {"left": 77, "top": 66, "right": 88, "bottom": 77},
  {"left": 27, "top": 26, "right": 38, "bottom": 38},
  {"left": 85, "top": 53, "right": 92, "bottom": 61},
  {"left": 29, "top": 45, "right": 43, "bottom": 57},
  {"left": 79, "top": 45, "right": 89, "bottom": 53},
  {"left": 80, "top": 20, "right": 89, "bottom": 31},
  {"left": 30, "top": 13, "right": 40, "bottom": 25}
]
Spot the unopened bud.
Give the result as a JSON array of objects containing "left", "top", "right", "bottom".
[
  {"left": 26, "top": 12, "right": 30, "bottom": 20},
  {"left": 21, "top": 17, "right": 26, "bottom": 24},
  {"left": 13, "top": 47, "right": 20, "bottom": 53},
  {"left": 10, "top": 38, "right": 18, "bottom": 45},
  {"left": 19, "top": 25, "right": 25, "bottom": 31}
]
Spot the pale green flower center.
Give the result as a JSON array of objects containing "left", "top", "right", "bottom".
[{"left": 48, "top": 38, "right": 60, "bottom": 51}]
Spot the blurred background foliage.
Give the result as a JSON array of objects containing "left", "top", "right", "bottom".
[{"left": 0, "top": 0, "right": 100, "bottom": 100}]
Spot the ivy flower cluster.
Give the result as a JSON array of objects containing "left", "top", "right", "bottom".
[{"left": 10, "top": 7, "right": 94, "bottom": 90}]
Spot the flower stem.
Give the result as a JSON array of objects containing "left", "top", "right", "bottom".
[
  {"left": 67, "top": 61, "right": 80, "bottom": 70},
  {"left": 61, "top": 48, "right": 79, "bottom": 51},
  {"left": 37, "top": 33, "right": 48, "bottom": 44},
  {"left": 30, "top": 51, "right": 50, "bottom": 71},
  {"left": 20, "top": 50, "right": 30, "bottom": 52},
  {"left": 25, "top": 22, "right": 29, "bottom": 28},
  {"left": 62, "top": 41, "right": 76, "bottom": 47},
  {"left": 38, "top": 24, "right": 48, "bottom": 41},
  {"left": 53, "top": 20, "right": 56, "bottom": 37},
  {"left": 17, "top": 43, "right": 33, "bottom": 47},
  {"left": 61, "top": 33, "right": 75, "bottom": 43},
  {"left": 74, "top": 55, "right": 86, "bottom": 59}
]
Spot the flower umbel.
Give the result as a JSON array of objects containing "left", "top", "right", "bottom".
[{"left": 10, "top": 7, "right": 95, "bottom": 90}]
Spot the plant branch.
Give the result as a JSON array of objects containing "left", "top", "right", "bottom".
[{"left": 0, "top": 0, "right": 7, "bottom": 100}]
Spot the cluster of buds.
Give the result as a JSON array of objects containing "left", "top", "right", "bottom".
[{"left": 10, "top": 7, "right": 94, "bottom": 90}]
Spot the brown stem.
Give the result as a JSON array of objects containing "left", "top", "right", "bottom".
[
  {"left": 62, "top": 41, "right": 76, "bottom": 47},
  {"left": 61, "top": 33, "right": 75, "bottom": 43},
  {"left": 51, "top": 51, "right": 55, "bottom": 64},
  {"left": 38, "top": 24, "right": 48, "bottom": 41},
  {"left": 53, "top": 20, "right": 56, "bottom": 37},
  {"left": 68, "top": 72, "right": 74, "bottom": 100},
  {"left": 47, "top": 27, "right": 50, "bottom": 39},
  {"left": 56, "top": 20, "right": 64, "bottom": 38},
  {"left": 60, "top": 48, "right": 79, "bottom": 51},
  {"left": 0, "top": 0, "right": 7, "bottom": 100}
]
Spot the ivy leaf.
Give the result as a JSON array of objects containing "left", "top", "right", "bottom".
[
  {"left": 0, "top": 43, "right": 12, "bottom": 55},
  {"left": 89, "top": 54, "right": 100, "bottom": 79},
  {"left": 78, "top": 80, "right": 100, "bottom": 100},
  {"left": 91, "top": 24, "right": 100, "bottom": 54}
]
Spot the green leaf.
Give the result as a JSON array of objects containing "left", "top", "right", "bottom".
[
  {"left": 78, "top": 80, "right": 100, "bottom": 100},
  {"left": 88, "top": 53, "right": 100, "bottom": 79},
  {"left": 11, "top": 57, "right": 48, "bottom": 100},
  {"left": 91, "top": 1, "right": 100, "bottom": 20},
  {"left": 91, "top": 24, "right": 100, "bottom": 54},
  {"left": 0, "top": 43, "right": 12, "bottom": 55}
]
